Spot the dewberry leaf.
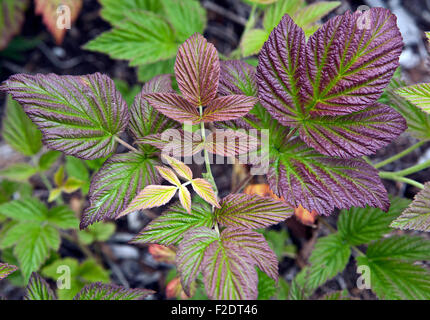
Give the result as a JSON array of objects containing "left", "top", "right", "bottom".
[
  {"left": 391, "top": 182, "right": 430, "bottom": 232},
  {"left": 176, "top": 227, "right": 218, "bottom": 295},
  {"left": 296, "top": 233, "right": 351, "bottom": 290},
  {"left": 268, "top": 137, "right": 389, "bottom": 216},
  {"left": 257, "top": 14, "right": 308, "bottom": 126},
  {"left": 99, "top": 0, "right": 162, "bottom": 25},
  {"left": 131, "top": 202, "right": 213, "bottom": 245},
  {"left": 365, "top": 235, "right": 430, "bottom": 261},
  {"left": 382, "top": 76, "right": 430, "bottom": 141},
  {"left": 1, "top": 72, "right": 129, "bottom": 159},
  {"left": 162, "top": 0, "right": 206, "bottom": 42},
  {"left": 206, "top": 130, "right": 259, "bottom": 157},
  {"left": 202, "top": 231, "right": 258, "bottom": 300},
  {"left": 156, "top": 166, "right": 181, "bottom": 187},
  {"left": 396, "top": 83, "right": 430, "bottom": 113},
  {"left": 119, "top": 185, "right": 178, "bottom": 218},
  {"left": 34, "top": 0, "right": 82, "bottom": 45},
  {"left": 162, "top": 154, "right": 193, "bottom": 181},
  {"left": 2, "top": 95, "right": 42, "bottom": 156},
  {"left": 219, "top": 60, "right": 258, "bottom": 96},
  {"left": 299, "top": 103, "right": 406, "bottom": 158},
  {"left": 143, "top": 93, "right": 200, "bottom": 124},
  {"left": 84, "top": 10, "right": 177, "bottom": 66},
  {"left": 25, "top": 273, "right": 56, "bottom": 300},
  {"left": 74, "top": 283, "right": 153, "bottom": 300},
  {"left": 222, "top": 228, "right": 278, "bottom": 282},
  {"left": 338, "top": 197, "right": 410, "bottom": 246},
  {"left": 214, "top": 193, "right": 293, "bottom": 229},
  {"left": 202, "top": 95, "right": 258, "bottom": 122},
  {"left": 303, "top": 8, "right": 403, "bottom": 116},
  {"left": 81, "top": 152, "right": 160, "bottom": 229},
  {"left": 178, "top": 185, "right": 192, "bottom": 213},
  {"left": 175, "top": 33, "right": 220, "bottom": 107},
  {"left": 191, "top": 178, "right": 220, "bottom": 208},
  {"left": 0, "top": 0, "right": 28, "bottom": 50},
  {"left": 0, "top": 262, "right": 18, "bottom": 280},
  {"left": 129, "top": 74, "right": 178, "bottom": 141}
]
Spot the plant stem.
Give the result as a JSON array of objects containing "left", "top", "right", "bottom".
[
  {"left": 199, "top": 106, "right": 218, "bottom": 196},
  {"left": 374, "top": 140, "right": 426, "bottom": 169},
  {"left": 378, "top": 171, "right": 425, "bottom": 189},
  {"left": 114, "top": 136, "right": 138, "bottom": 153},
  {"left": 392, "top": 159, "right": 430, "bottom": 177}
]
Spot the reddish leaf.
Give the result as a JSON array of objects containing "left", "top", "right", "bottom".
[
  {"left": 294, "top": 204, "right": 318, "bottom": 226},
  {"left": 143, "top": 93, "right": 200, "bottom": 124},
  {"left": 162, "top": 154, "right": 193, "bottom": 181},
  {"left": 202, "top": 95, "right": 258, "bottom": 122},
  {"left": 175, "top": 33, "right": 220, "bottom": 106},
  {"left": 222, "top": 228, "right": 278, "bottom": 282},
  {"left": 219, "top": 60, "right": 258, "bottom": 96},
  {"left": 35, "top": 0, "right": 83, "bottom": 45}
]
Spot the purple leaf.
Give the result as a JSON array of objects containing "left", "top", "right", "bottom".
[
  {"left": 268, "top": 137, "right": 389, "bottom": 216},
  {"left": 129, "top": 74, "right": 178, "bottom": 140},
  {"left": 0, "top": 262, "right": 18, "bottom": 281},
  {"left": 202, "top": 95, "right": 258, "bottom": 122},
  {"left": 304, "top": 8, "right": 403, "bottom": 116},
  {"left": 74, "top": 283, "right": 154, "bottom": 300},
  {"left": 176, "top": 227, "right": 219, "bottom": 296},
  {"left": 80, "top": 152, "right": 160, "bottom": 229},
  {"left": 215, "top": 193, "right": 293, "bottom": 229},
  {"left": 143, "top": 93, "right": 201, "bottom": 124},
  {"left": 257, "top": 14, "right": 308, "bottom": 126},
  {"left": 222, "top": 228, "right": 278, "bottom": 282},
  {"left": 202, "top": 234, "right": 258, "bottom": 300},
  {"left": 219, "top": 60, "right": 258, "bottom": 96},
  {"left": 299, "top": 103, "right": 407, "bottom": 158},
  {"left": 1, "top": 72, "right": 129, "bottom": 159},
  {"left": 175, "top": 33, "right": 220, "bottom": 106}
]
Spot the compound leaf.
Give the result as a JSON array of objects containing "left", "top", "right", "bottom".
[
  {"left": 24, "top": 273, "right": 55, "bottom": 300},
  {"left": 175, "top": 33, "right": 219, "bottom": 107},
  {"left": 214, "top": 193, "right": 293, "bottom": 229},
  {"left": 74, "top": 283, "right": 153, "bottom": 300},
  {"left": 81, "top": 152, "right": 160, "bottom": 228},
  {"left": 131, "top": 202, "right": 213, "bottom": 246},
  {"left": 391, "top": 182, "right": 430, "bottom": 232},
  {"left": 1, "top": 72, "right": 129, "bottom": 159},
  {"left": 2, "top": 95, "right": 42, "bottom": 156}
]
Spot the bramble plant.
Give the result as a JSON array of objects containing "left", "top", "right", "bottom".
[{"left": 3, "top": 3, "right": 430, "bottom": 301}]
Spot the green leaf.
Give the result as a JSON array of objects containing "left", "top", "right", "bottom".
[
  {"left": 0, "top": 262, "right": 18, "bottom": 280},
  {"left": 396, "top": 82, "right": 430, "bottom": 113},
  {"left": 0, "top": 198, "right": 47, "bottom": 222},
  {"left": 176, "top": 227, "right": 219, "bottom": 295},
  {"left": 81, "top": 151, "right": 160, "bottom": 228},
  {"left": 241, "top": 29, "right": 269, "bottom": 57},
  {"left": 2, "top": 95, "right": 42, "bottom": 156},
  {"left": 366, "top": 235, "right": 430, "bottom": 262},
  {"left": 2, "top": 73, "right": 129, "bottom": 159},
  {"left": 257, "top": 269, "right": 277, "bottom": 300},
  {"left": 24, "top": 273, "right": 56, "bottom": 300},
  {"left": 296, "top": 234, "right": 351, "bottom": 291},
  {"left": 137, "top": 59, "right": 175, "bottom": 82},
  {"left": 391, "top": 182, "right": 430, "bottom": 232},
  {"left": 382, "top": 75, "right": 430, "bottom": 141},
  {"left": 46, "top": 206, "right": 79, "bottom": 229},
  {"left": 74, "top": 283, "right": 153, "bottom": 300},
  {"left": 0, "top": 163, "right": 37, "bottom": 182},
  {"left": 357, "top": 256, "right": 430, "bottom": 300},
  {"left": 78, "top": 222, "right": 116, "bottom": 245},
  {"left": 84, "top": 10, "right": 178, "bottom": 67},
  {"left": 13, "top": 224, "right": 60, "bottom": 282},
  {"left": 338, "top": 197, "right": 410, "bottom": 246},
  {"left": 0, "top": 0, "right": 28, "bottom": 50},
  {"left": 38, "top": 151, "right": 61, "bottom": 171},
  {"left": 131, "top": 202, "right": 213, "bottom": 246},
  {"left": 99, "top": 0, "right": 162, "bottom": 25},
  {"left": 162, "top": 0, "right": 206, "bottom": 42},
  {"left": 65, "top": 156, "right": 89, "bottom": 182},
  {"left": 263, "top": 0, "right": 304, "bottom": 32}
]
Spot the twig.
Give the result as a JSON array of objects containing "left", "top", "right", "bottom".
[
  {"left": 202, "top": 1, "right": 247, "bottom": 26},
  {"left": 114, "top": 136, "right": 138, "bottom": 153}
]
